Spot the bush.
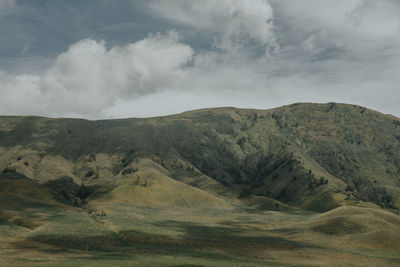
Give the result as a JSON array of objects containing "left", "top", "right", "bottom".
[
  {"left": 85, "top": 169, "right": 95, "bottom": 177},
  {"left": 2, "top": 167, "right": 16, "bottom": 174},
  {"left": 122, "top": 167, "right": 137, "bottom": 176}
]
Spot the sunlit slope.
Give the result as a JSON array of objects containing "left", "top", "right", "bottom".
[
  {"left": 92, "top": 159, "right": 230, "bottom": 208},
  {"left": 286, "top": 206, "right": 400, "bottom": 251},
  {"left": 1, "top": 102, "right": 400, "bottom": 211}
]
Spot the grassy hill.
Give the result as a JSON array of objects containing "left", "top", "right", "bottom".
[
  {"left": 1, "top": 102, "right": 399, "bottom": 210},
  {"left": 1, "top": 102, "right": 400, "bottom": 266}
]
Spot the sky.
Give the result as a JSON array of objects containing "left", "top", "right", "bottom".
[{"left": 0, "top": 0, "right": 399, "bottom": 119}]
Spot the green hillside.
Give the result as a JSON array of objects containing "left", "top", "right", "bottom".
[
  {"left": 1, "top": 102, "right": 400, "bottom": 266},
  {"left": 1, "top": 102, "right": 399, "bottom": 210}
]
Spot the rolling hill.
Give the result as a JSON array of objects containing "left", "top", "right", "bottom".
[{"left": 1, "top": 102, "right": 400, "bottom": 266}]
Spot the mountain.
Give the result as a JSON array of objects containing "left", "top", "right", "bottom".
[
  {"left": 1, "top": 102, "right": 400, "bottom": 266},
  {"left": 1, "top": 102, "right": 400, "bottom": 210}
]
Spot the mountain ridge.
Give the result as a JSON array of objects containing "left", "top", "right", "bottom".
[
  {"left": 2, "top": 101, "right": 397, "bottom": 121},
  {"left": 1, "top": 102, "right": 400, "bottom": 211}
]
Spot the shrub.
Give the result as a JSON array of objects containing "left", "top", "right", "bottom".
[
  {"left": 85, "top": 169, "right": 95, "bottom": 177},
  {"left": 122, "top": 167, "right": 137, "bottom": 176},
  {"left": 2, "top": 167, "right": 16, "bottom": 174}
]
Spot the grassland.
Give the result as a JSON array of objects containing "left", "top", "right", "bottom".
[
  {"left": 1, "top": 199, "right": 400, "bottom": 266},
  {"left": 1, "top": 103, "right": 400, "bottom": 266}
]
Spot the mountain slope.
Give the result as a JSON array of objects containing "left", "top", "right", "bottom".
[
  {"left": 2, "top": 103, "right": 400, "bottom": 266},
  {"left": 0, "top": 102, "right": 400, "bottom": 211}
]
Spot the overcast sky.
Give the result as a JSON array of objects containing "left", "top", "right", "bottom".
[{"left": 0, "top": 0, "right": 399, "bottom": 119}]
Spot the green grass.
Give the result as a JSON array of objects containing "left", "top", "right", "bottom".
[
  {"left": 1, "top": 197, "right": 400, "bottom": 266},
  {"left": 1, "top": 103, "right": 400, "bottom": 265},
  {"left": 2, "top": 203, "right": 400, "bottom": 266},
  {"left": 1, "top": 102, "right": 400, "bottom": 210}
]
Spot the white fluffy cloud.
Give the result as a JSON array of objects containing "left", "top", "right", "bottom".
[
  {"left": 0, "top": 72, "right": 42, "bottom": 115},
  {"left": 148, "top": 0, "right": 278, "bottom": 54},
  {"left": 0, "top": 31, "right": 194, "bottom": 117}
]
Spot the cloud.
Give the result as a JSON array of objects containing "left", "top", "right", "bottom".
[
  {"left": 1, "top": 0, "right": 400, "bottom": 119},
  {"left": 0, "top": 31, "right": 194, "bottom": 117},
  {"left": 147, "top": 0, "right": 278, "bottom": 55},
  {"left": 0, "top": 71, "right": 44, "bottom": 115},
  {"left": 302, "top": 31, "right": 345, "bottom": 60},
  {"left": 0, "top": 0, "right": 15, "bottom": 15},
  {"left": 346, "top": 0, "right": 400, "bottom": 37}
]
